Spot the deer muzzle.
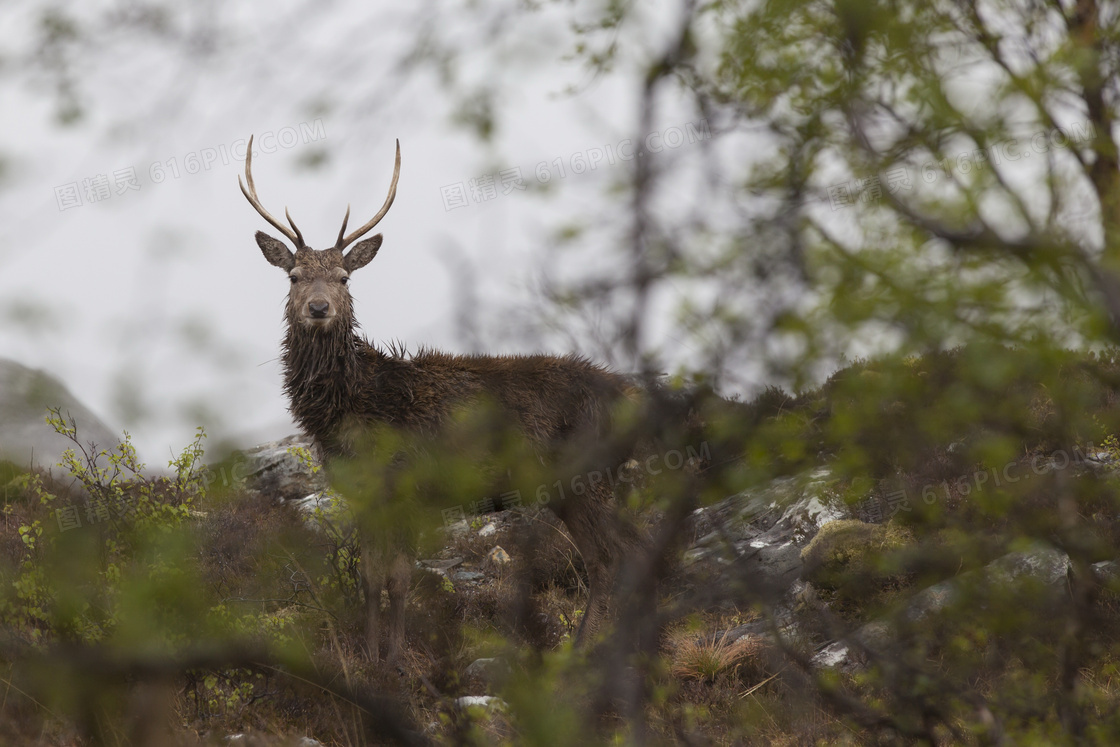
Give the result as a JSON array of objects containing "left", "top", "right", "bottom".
[{"left": 306, "top": 299, "right": 334, "bottom": 325}]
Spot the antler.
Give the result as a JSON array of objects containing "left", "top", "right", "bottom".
[
  {"left": 334, "top": 139, "right": 401, "bottom": 251},
  {"left": 239, "top": 135, "right": 306, "bottom": 249}
]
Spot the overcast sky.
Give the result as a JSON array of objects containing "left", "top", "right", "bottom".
[{"left": 0, "top": 0, "right": 718, "bottom": 462}]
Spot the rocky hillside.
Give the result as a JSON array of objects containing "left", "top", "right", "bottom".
[
  {"left": 0, "top": 358, "right": 119, "bottom": 469},
  {"left": 4, "top": 346, "right": 1120, "bottom": 744}
]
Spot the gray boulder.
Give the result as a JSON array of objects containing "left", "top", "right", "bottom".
[
  {"left": 235, "top": 434, "right": 329, "bottom": 502},
  {"left": 684, "top": 467, "right": 856, "bottom": 599},
  {"left": 812, "top": 545, "right": 1073, "bottom": 671}
]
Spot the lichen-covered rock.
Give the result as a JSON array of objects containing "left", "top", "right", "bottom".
[
  {"left": 485, "top": 545, "right": 511, "bottom": 566},
  {"left": 683, "top": 467, "right": 859, "bottom": 600},
  {"left": 813, "top": 544, "right": 1073, "bottom": 672},
  {"left": 236, "top": 434, "right": 329, "bottom": 502},
  {"left": 799, "top": 519, "right": 914, "bottom": 592}
]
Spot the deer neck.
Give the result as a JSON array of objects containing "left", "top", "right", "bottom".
[{"left": 280, "top": 322, "right": 377, "bottom": 453}]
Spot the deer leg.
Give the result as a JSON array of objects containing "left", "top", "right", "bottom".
[
  {"left": 576, "top": 552, "right": 616, "bottom": 645},
  {"left": 359, "top": 533, "right": 384, "bottom": 662},
  {"left": 384, "top": 550, "right": 412, "bottom": 664},
  {"left": 556, "top": 481, "right": 640, "bottom": 646}
]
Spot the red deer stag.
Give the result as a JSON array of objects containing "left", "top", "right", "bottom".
[{"left": 240, "top": 136, "right": 646, "bottom": 661}]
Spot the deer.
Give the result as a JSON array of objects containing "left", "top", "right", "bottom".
[{"left": 239, "top": 136, "right": 652, "bottom": 662}]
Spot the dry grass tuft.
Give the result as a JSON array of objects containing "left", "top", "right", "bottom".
[{"left": 669, "top": 630, "right": 764, "bottom": 683}]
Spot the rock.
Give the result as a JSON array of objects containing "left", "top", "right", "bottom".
[
  {"left": 452, "top": 570, "right": 485, "bottom": 583},
  {"left": 897, "top": 546, "right": 1067, "bottom": 624},
  {"left": 464, "top": 657, "right": 511, "bottom": 688},
  {"left": 690, "top": 467, "right": 851, "bottom": 545},
  {"left": 685, "top": 467, "right": 857, "bottom": 600},
  {"left": 0, "top": 358, "right": 121, "bottom": 471},
  {"left": 810, "top": 642, "right": 851, "bottom": 669},
  {"left": 1083, "top": 450, "right": 1120, "bottom": 470},
  {"left": 800, "top": 519, "right": 885, "bottom": 574},
  {"left": 230, "top": 436, "right": 351, "bottom": 531},
  {"left": 988, "top": 546, "right": 1070, "bottom": 587},
  {"left": 485, "top": 546, "right": 511, "bottom": 566},
  {"left": 799, "top": 519, "right": 914, "bottom": 594},
  {"left": 1093, "top": 560, "right": 1120, "bottom": 584},
  {"left": 813, "top": 544, "right": 1073, "bottom": 671},
  {"left": 421, "top": 557, "right": 465, "bottom": 572},
  {"left": 478, "top": 522, "right": 497, "bottom": 537},
  {"left": 237, "top": 435, "right": 329, "bottom": 502},
  {"left": 444, "top": 518, "right": 470, "bottom": 535},
  {"left": 291, "top": 490, "right": 338, "bottom": 514},
  {"left": 903, "top": 580, "right": 956, "bottom": 621},
  {"left": 290, "top": 489, "right": 350, "bottom": 531},
  {"left": 736, "top": 530, "right": 804, "bottom": 597},
  {"left": 455, "top": 695, "right": 507, "bottom": 711},
  {"left": 225, "top": 735, "right": 323, "bottom": 746},
  {"left": 700, "top": 579, "right": 824, "bottom": 655}
]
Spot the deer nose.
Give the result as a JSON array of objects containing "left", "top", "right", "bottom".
[{"left": 308, "top": 301, "right": 330, "bottom": 318}]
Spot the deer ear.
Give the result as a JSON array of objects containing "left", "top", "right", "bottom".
[
  {"left": 344, "top": 234, "right": 382, "bottom": 272},
  {"left": 256, "top": 231, "right": 295, "bottom": 271}
]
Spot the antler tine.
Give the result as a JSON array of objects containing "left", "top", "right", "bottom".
[
  {"left": 239, "top": 135, "right": 305, "bottom": 249},
  {"left": 284, "top": 207, "right": 305, "bottom": 249},
  {"left": 335, "top": 204, "right": 351, "bottom": 249},
  {"left": 336, "top": 139, "right": 401, "bottom": 251}
]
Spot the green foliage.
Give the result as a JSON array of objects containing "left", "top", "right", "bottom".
[
  {"left": 0, "top": 412, "right": 326, "bottom": 742},
  {"left": 0, "top": 409, "right": 206, "bottom": 648},
  {"left": 502, "top": 644, "right": 592, "bottom": 747},
  {"left": 286, "top": 443, "right": 321, "bottom": 476}
]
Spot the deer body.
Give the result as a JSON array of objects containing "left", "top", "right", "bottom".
[
  {"left": 285, "top": 338, "right": 626, "bottom": 457},
  {"left": 242, "top": 137, "right": 640, "bottom": 661}
]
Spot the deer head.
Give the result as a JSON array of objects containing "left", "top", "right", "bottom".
[{"left": 240, "top": 135, "right": 401, "bottom": 330}]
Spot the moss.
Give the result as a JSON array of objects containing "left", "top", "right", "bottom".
[
  {"left": 801, "top": 519, "right": 884, "bottom": 575},
  {"left": 800, "top": 519, "right": 915, "bottom": 615}
]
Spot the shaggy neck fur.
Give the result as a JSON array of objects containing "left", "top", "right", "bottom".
[{"left": 281, "top": 318, "right": 385, "bottom": 457}]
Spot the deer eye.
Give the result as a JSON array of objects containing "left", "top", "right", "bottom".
[
  {"left": 289, "top": 275, "right": 298, "bottom": 284},
  {"left": 340, "top": 276, "right": 350, "bottom": 285}
]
